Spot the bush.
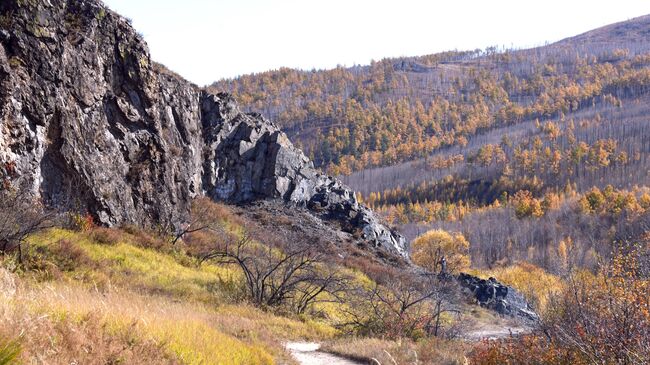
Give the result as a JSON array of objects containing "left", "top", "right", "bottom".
[
  {"left": 0, "top": 187, "right": 51, "bottom": 259},
  {"left": 49, "top": 239, "right": 93, "bottom": 272},
  {"left": 470, "top": 243, "right": 650, "bottom": 365},
  {"left": 69, "top": 213, "right": 94, "bottom": 232},
  {"left": 201, "top": 228, "right": 349, "bottom": 314},
  {"left": 342, "top": 271, "right": 460, "bottom": 339},
  {"left": 90, "top": 227, "right": 122, "bottom": 245}
]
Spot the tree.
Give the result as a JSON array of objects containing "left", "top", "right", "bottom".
[
  {"left": 0, "top": 186, "right": 52, "bottom": 262},
  {"left": 512, "top": 190, "right": 544, "bottom": 218},
  {"left": 200, "top": 228, "right": 348, "bottom": 314},
  {"left": 342, "top": 272, "right": 460, "bottom": 339},
  {"left": 411, "top": 230, "right": 470, "bottom": 274}
]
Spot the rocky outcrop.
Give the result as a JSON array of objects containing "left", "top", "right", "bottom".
[
  {"left": 0, "top": 0, "right": 406, "bottom": 256},
  {"left": 201, "top": 93, "right": 406, "bottom": 255},
  {"left": 458, "top": 273, "right": 538, "bottom": 321}
]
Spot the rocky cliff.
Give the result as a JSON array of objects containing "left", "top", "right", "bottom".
[{"left": 0, "top": 0, "right": 406, "bottom": 256}]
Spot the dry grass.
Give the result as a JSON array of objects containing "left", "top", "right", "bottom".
[
  {"left": 323, "top": 337, "right": 469, "bottom": 365},
  {"left": 0, "top": 264, "right": 334, "bottom": 364},
  {"left": 5, "top": 223, "right": 340, "bottom": 364}
]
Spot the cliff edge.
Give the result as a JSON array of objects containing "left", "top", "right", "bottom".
[{"left": 0, "top": 0, "right": 406, "bottom": 256}]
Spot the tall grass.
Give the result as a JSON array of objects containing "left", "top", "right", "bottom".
[
  {"left": 27, "top": 228, "right": 242, "bottom": 303},
  {"left": 7, "top": 226, "right": 338, "bottom": 363},
  {"left": 0, "top": 337, "right": 20, "bottom": 365}
]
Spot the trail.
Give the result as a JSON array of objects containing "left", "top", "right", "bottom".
[
  {"left": 286, "top": 342, "right": 363, "bottom": 365},
  {"left": 463, "top": 324, "right": 531, "bottom": 341}
]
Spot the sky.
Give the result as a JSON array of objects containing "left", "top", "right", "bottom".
[{"left": 102, "top": 0, "right": 650, "bottom": 86}]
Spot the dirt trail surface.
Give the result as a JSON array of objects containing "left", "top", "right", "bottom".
[
  {"left": 464, "top": 324, "right": 531, "bottom": 341},
  {"left": 286, "top": 342, "right": 363, "bottom": 365}
]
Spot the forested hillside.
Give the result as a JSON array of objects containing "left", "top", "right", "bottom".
[
  {"left": 212, "top": 15, "right": 650, "bottom": 176},
  {"left": 214, "top": 15, "right": 650, "bottom": 273}
]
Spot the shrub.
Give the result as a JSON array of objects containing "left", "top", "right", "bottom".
[
  {"left": 470, "top": 243, "right": 650, "bottom": 365},
  {"left": 69, "top": 212, "right": 94, "bottom": 232},
  {"left": 201, "top": 228, "right": 349, "bottom": 313},
  {"left": 0, "top": 186, "right": 51, "bottom": 259},
  {"left": 90, "top": 227, "right": 122, "bottom": 245},
  {"left": 342, "top": 272, "right": 460, "bottom": 339},
  {"left": 49, "top": 239, "right": 93, "bottom": 272}
]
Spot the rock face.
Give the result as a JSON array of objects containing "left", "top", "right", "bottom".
[
  {"left": 0, "top": 0, "right": 406, "bottom": 256},
  {"left": 458, "top": 273, "right": 538, "bottom": 321}
]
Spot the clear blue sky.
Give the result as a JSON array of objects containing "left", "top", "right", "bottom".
[{"left": 102, "top": 0, "right": 650, "bottom": 85}]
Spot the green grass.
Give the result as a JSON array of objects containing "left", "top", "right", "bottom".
[
  {"left": 27, "top": 228, "right": 241, "bottom": 303},
  {"left": 0, "top": 337, "right": 20, "bottom": 365}
]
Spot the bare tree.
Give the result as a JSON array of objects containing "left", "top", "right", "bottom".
[
  {"left": 342, "top": 271, "right": 460, "bottom": 338},
  {"left": 0, "top": 187, "right": 53, "bottom": 262},
  {"left": 200, "top": 229, "right": 349, "bottom": 313}
]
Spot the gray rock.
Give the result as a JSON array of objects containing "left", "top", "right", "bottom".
[
  {"left": 457, "top": 273, "right": 539, "bottom": 321},
  {"left": 0, "top": 0, "right": 406, "bottom": 257}
]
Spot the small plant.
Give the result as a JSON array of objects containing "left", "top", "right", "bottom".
[
  {"left": 64, "top": 12, "right": 83, "bottom": 31},
  {"left": 0, "top": 14, "right": 12, "bottom": 28},
  {"left": 90, "top": 227, "right": 121, "bottom": 245},
  {"left": 95, "top": 8, "right": 106, "bottom": 21},
  {"left": 49, "top": 239, "right": 93, "bottom": 272},
  {"left": 0, "top": 336, "right": 21, "bottom": 365},
  {"left": 70, "top": 212, "right": 94, "bottom": 232},
  {"left": 7, "top": 57, "right": 22, "bottom": 69}
]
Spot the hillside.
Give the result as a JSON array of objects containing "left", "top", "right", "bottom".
[
  {"left": 0, "top": 1, "right": 649, "bottom": 364},
  {"left": 213, "top": 15, "right": 650, "bottom": 176},
  {"left": 0, "top": 0, "right": 541, "bottom": 363},
  {"left": 214, "top": 15, "right": 650, "bottom": 272}
]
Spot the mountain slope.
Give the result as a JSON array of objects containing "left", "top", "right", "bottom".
[
  {"left": 554, "top": 14, "right": 650, "bottom": 48},
  {"left": 213, "top": 14, "right": 650, "bottom": 176},
  {"left": 0, "top": 0, "right": 405, "bottom": 256},
  {"left": 213, "top": 15, "right": 650, "bottom": 271}
]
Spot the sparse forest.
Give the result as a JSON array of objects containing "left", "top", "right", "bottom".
[
  {"left": 210, "top": 17, "right": 650, "bottom": 364},
  {"left": 215, "top": 16, "right": 650, "bottom": 279}
]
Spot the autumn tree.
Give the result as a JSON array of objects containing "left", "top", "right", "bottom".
[
  {"left": 411, "top": 229, "right": 470, "bottom": 274},
  {"left": 512, "top": 190, "right": 544, "bottom": 218}
]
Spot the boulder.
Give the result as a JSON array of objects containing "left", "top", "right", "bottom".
[{"left": 458, "top": 273, "right": 538, "bottom": 320}]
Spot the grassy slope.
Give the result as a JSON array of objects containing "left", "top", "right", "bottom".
[
  {"left": 0, "top": 227, "right": 336, "bottom": 364},
  {"left": 0, "top": 200, "right": 528, "bottom": 365}
]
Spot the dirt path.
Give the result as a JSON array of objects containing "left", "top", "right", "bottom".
[
  {"left": 464, "top": 324, "right": 531, "bottom": 341},
  {"left": 286, "top": 342, "right": 363, "bottom": 365}
]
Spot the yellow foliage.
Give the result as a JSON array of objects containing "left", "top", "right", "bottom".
[{"left": 411, "top": 229, "right": 470, "bottom": 273}]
